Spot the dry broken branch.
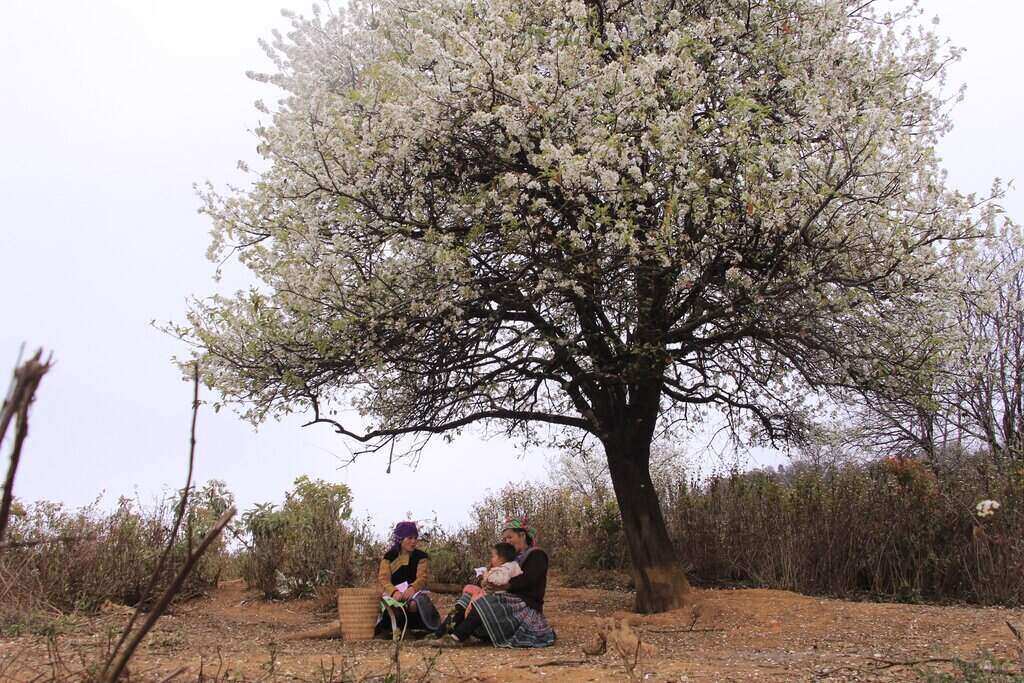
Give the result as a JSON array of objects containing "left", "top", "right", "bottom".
[
  {"left": 103, "top": 505, "right": 236, "bottom": 682},
  {"left": 0, "top": 347, "right": 53, "bottom": 546},
  {"left": 101, "top": 363, "right": 238, "bottom": 683},
  {"left": 104, "top": 363, "right": 202, "bottom": 675}
]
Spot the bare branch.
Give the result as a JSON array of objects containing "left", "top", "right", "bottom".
[
  {"left": 0, "top": 348, "right": 53, "bottom": 546},
  {"left": 103, "top": 505, "right": 236, "bottom": 683},
  {"left": 103, "top": 363, "right": 202, "bottom": 679}
]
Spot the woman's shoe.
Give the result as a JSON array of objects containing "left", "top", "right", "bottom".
[{"left": 433, "top": 608, "right": 461, "bottom": 637}]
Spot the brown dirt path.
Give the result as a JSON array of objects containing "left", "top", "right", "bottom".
[{"left": 1, "top": 578, "right": 1021, "bottom": 681}]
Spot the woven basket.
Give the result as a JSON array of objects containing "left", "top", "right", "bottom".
[{"left": 337, "top": 588, "right": 380, "bottom": 640}]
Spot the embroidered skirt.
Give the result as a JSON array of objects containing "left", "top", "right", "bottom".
[{"left": 455, "top": 591, "right": 556, "bottom": 648}]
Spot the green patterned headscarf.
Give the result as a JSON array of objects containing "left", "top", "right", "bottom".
[{"left": 503, "top": 517, "right": 536, "bottom": 545}]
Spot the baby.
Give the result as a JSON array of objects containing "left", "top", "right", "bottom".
[
  {"left": 477, "top": 541, "right": 522, "bottom": 589},
  {"left": 434, "top": 542, "right": 521, "bottom": 637}
]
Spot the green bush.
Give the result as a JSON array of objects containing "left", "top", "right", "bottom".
[
  {"left": 279, "top": 475, "right": 352, "bottom": 594},
  {"left": 238, "top": 476, "right": 378, "bottom": 599},
  {"left": 239, "top": 502, "right": 287, "bottom": 599}
]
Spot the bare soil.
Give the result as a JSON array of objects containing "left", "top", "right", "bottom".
[{"left": 2, "top": 578, "right": 1022, "bottom": 681}]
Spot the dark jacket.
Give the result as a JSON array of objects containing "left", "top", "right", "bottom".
[{"left": 507, "top": 547, "right": 548, "bottom": 613}]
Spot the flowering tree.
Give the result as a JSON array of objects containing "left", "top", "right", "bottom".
[{"left": 181, "top": 0, "right": 998, "bottom": 612}]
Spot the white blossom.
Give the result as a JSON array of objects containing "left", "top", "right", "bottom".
[
  {"left": 567, "top": 1, "right": 588, "bottom": 20},
  {"left": 976, "top": 500, "right": 1001, "bottom": 518}
]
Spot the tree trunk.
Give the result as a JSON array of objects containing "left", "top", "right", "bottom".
[{"left": 604, "top": 437, "right": 691, "bottom": 613}]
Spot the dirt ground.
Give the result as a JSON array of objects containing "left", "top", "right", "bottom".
[{"left": 2, "top": 578, "right": 1022, "bottom": 681}]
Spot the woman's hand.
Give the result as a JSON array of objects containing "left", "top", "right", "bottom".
[
  {"left": 482, "top": 579, "right": 508, "bottom": 591},
  {"left": 400, "top": 586, "right": 417, "bottom": 601}
]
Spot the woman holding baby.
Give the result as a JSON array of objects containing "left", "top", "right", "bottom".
[{"left": 433, "top": 518, "right": 556, "bottom": 648}]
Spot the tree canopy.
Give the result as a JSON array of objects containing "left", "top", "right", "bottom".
[{"left": 178, "top": 0, "right": 1000, "bottom": 611}]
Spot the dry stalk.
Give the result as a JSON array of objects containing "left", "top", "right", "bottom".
[
  {"left": 0, "top": 348, "right": 53, "bottom": 545},
  {"left": 386, "top": 604, "right": 405, "bottom": 683},
  {"left": 626, "top": 636, "right": 643, "bottom": 682},
  {"left": 103, "top": 505, "right": 236, "bottom": 682},
  {"left": 102, "top": 364, "right": 239, "bottom": 683},
  {"left": 0, "top": 345, "right": 27, "bottom": 451},
  {"left": 103, "top": 363, "right": 202, "bottom": 679},
  {"left": 391, "top": 638, "right": 402, "bottom": 683}
]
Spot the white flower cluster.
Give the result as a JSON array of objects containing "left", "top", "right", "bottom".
[{"left": 975, "top": 500, "right": 1001, "bottom": 518}]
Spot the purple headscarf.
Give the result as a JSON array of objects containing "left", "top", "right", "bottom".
[{"left": 389, "top": 521, "right": 419, "bottom": 554}]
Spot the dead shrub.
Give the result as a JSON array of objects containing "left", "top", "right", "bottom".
[
  {"left": 664, "top": 451, "right": 1024, "bottom": 604},
  {"left": 0, "top": 480, "right": 233, "bottom": 626}
]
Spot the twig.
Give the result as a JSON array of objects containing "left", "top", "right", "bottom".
[
  {"left": 846, "top": 655, "right": 1022, "bottom": 677},
  {"left": 869, "top": 656, "right": 960, "bottom": 671},
  {"left": 103, "top": 505, "right": 236, "bottom": 683},
  {"left": 0, "top": 343, "right": 26, "bottom": 452},
  {"left": 46, "top": 633, "right": 66, "bottom": 681},
  {"left": 414, "top": 651, "right": 441, "bottom": 683},
  {"left": 511, "top": 659, "right": 589, "bottom": 669},
  {"left": 158, "top": 666, "right": 188, "bottom": 682},
  {"left": 104, "top": 363, "right": 202, "bottom": 677},
  {"left": 0, "top": 534, "right": 93, "bottom": 549},
  {"left": 687, "top": 609, "right": 700, "bottom": 631},
  {"left": 639, "top": 626, "right": 725, "bottom": 634},
  {"left": 0, "top": 348, "right": 53, "bottom": 545}
]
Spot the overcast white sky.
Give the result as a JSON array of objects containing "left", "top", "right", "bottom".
[{"left": 1, "top": 0, "right": 1021, "bottom": 532}]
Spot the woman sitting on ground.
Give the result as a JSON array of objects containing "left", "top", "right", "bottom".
[
  {"left": 375, "top": 521, "right": 440, "bottom": 636},
  {"left": 436, "top": 519, "right": 556, "bottom": 648}
]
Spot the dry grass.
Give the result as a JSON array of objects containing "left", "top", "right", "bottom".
[
  {"left": 0, "top": 488, "right": 233, "bottom": 628},
  {"left": 461, "top": 451, "right": 1024, "bottom": 606}
]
